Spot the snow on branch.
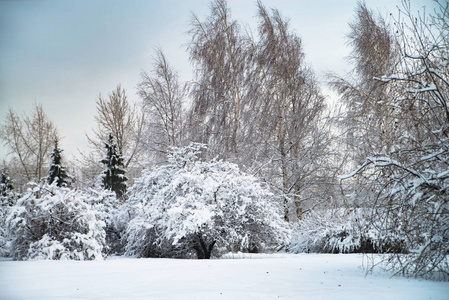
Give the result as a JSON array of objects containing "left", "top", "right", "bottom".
[
  {"left": 338, "top": 156, "right": 424, "bottom": 181},
  {"left": 405, "top": 84, "right": 437, "bottom": 94},
  {"left": 373, "top": 75, "right": 405, "bottom": 83},
  {"left": 420, "top": 149, "right": 446, "bottom": 162},
  {"left": 337, "top": 160, "right": 371, "bottom": 180}
]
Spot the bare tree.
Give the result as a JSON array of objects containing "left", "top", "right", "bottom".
[
  {"left": 247, "top": 1, "right": 330, "bottom": 220},
  {"left": 187, "top": 0, "right": 250, "bottom": 160},
  {"left": 86, "top": 84, "right": 145, "bottom": 169},
  {"left": 328, "top": 1, "right": 404, "bottom": 218},
  {"left": 330, "top": 2, "right": 401, "bottom": 164},
  {"left": 185, "top": 0, "right": 333, "bottom": 220},
  {"left": 137, "top": 49, "right": 186, "bottom": 159},
  {"left": 0, "top": 104, "right": 58, "bottom": 187}
]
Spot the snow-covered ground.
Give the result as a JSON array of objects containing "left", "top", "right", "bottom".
[{"left": 1, "top": 253, "right": 448, "bottom": 300}]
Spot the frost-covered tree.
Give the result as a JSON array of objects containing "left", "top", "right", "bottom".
[
  {"left": 123, "top": 144, "right": 290, "bottom": 259},
  {"left": 100, "top": 134, "right": 127, "bottom": 200},
  {"left": 47, "top": 140, "right": 70, "bottom": 187},
  {"left": 337, "top": 1, "right": 449, "bottom": 279},
  {"left": 5, "top": 183, "right": 106, "bottom": 260}
]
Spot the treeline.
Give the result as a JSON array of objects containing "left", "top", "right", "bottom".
[
  {"left": 2, "top": 0, "right": 331, "bottom": 219},
  {"left": 1, "top": 0, "right": 448, "bottom": 280}
]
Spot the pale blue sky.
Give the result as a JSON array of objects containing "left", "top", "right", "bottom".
[{"left": 0, "top": 0, "right": 436, "bottom": 159}]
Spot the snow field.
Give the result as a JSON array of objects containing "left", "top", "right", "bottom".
[{"left": 1, "top": 254, "right": 448, "bottom": 300}]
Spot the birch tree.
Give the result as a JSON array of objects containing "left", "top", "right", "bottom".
[
  {"left": 187, "top": 0, "right": 250, "bottom": 160},
  {"left": 0, "top": 104, "right": 58, "bottom": 187},
  {"left": 338, "top": 0, "right": 449, "bottom": 279},
  {"left": 248, "top": 1, "right": 330, "bottom": 220},
  {"left": 137, "top": 49, "right": 186, "bottom": 160},
  {"left": 330, "top": 2, "right": 401, "bottom": 163}
]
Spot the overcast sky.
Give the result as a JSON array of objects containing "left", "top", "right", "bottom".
[{"left": 0, "top": 0, "right": 436, "bottom": 160}]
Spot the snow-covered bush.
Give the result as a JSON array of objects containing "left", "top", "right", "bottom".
[
  {"left": 291, "top": 209, "right": 370, "bottom": 254},
  {"left": 6, "top": 183, "right": 106, "bottom": 260},
  {"left": 290, "top": 208, "right": 408, "bottom": 255},
  {"left": 84, "top": 188, "right": 125, "bottom": 255},
  {"left": 0, "top": 170, "right": 16, "bottom": 258},
  {"left": 338, "top": 154, "right": 449, "bottom": 279},
  {"left": 0, "top": 212, "right": 11, "bottom": 258},
  {"left": 369, "top": 168, "right": 449, "bottom": 280},
  {"left": 123, "top": 144, "right": 291, "bottom": 258},
  {"left": 0, "top": 197, "right": 14, "bottom": 258},
  {"left": 0, "top": 205, "right": 13, "bottom": 258}
]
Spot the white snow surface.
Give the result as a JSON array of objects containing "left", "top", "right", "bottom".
[{"left": 1, "top": 254, "right": 448, "bottom": 300}]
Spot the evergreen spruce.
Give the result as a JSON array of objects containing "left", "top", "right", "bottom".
[
  {"left": 47, "top": 140, "right": 70, "bottom": 187},
  {"left": 100, "top": 134, "right": 127, "bottom": 199},
  {"left": 0, "top": 168, "right": 13, "bottom": 197}
]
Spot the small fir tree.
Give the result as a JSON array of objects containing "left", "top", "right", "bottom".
[
  {"left": 0, "top": 168, "right": 13, "bottom": 197},
  {"left": 47, "top": 140, "right": 70, "bottom": 187},
  {"left": 100, "top": 134, "right": 127, "bottom": 199}
]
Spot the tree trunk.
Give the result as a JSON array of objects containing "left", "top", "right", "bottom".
[{"left": 192, "top": 233, "right": 216, "bottom": 259}]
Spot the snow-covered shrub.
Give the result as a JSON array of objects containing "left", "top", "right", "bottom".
[
  {"left": 290, "top": 208, "right": 406, "bottom": 254},
  {"left": 84, "top": 188, "right": 125, "bottom": 255},
  {"left": 338, "top": 155, "right": 449, "bottom": 279},
  {"left": 290, "top": 209, "right": 369, "bottom": 254},
  {"left": 6, "top": 183, "right": 106, "bottom": 260},
  {"left": 0, "top": 213, "right": 11, "bottom": 258},
  {"left": 0, "top": 207, "right": 12, "bottom": 258},
  {"left": 123, "top": 144, "right": 291, "bottom": 258},
  {"left": 0, "top": 197, "right": 14, "bottom": 258},
  {"left": 0, "top": 171, "right": 17, "bottom": 258},
  {"left": 370, "top": 171, "right": 449, "bottom": 280}
]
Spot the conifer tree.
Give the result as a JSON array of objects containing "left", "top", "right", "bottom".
[
  {"left": 0, "top": 168, "right": 13, "bottom": 197},
  {"left": 100, "top": 134, "right": 127, "bottom": 199},
  {"left": 47, "top": 140, "right": 70, "bottom": 187}
]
